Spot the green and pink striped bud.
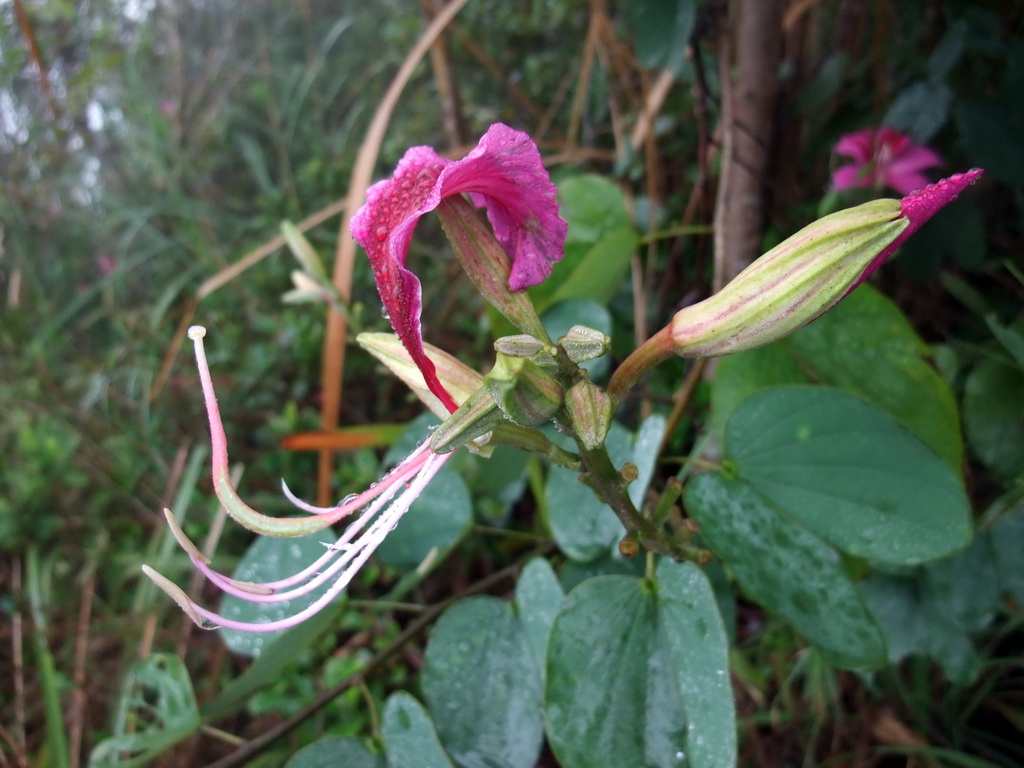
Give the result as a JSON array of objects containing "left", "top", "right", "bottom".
[{"left": 608, "top": 170, "right": 983, "bottom": 400}]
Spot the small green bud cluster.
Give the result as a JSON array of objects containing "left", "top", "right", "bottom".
[{"left": 429, "top": 325, "right": 615, "bottom": 454}]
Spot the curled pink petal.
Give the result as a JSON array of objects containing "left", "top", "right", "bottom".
[
  {"left": 351, "top": 148, "right": 456, "bottom": 413},
  {"left": 351, "top": 124, "right": 566, "bottom": 410}
]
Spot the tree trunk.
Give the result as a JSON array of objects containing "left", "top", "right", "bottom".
[{"left": 713, "top": 0, "right": 787, "bottom": 291}]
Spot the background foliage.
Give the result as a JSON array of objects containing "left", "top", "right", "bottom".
[{"left": 1, "top": 0, "right": 1023, "bottom": 766}]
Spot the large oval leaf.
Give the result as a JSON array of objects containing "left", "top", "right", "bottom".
[
  {"left": 381, "top": 693, "right": 455, "bottom": 768},
  {"left": 685, "top": 472, "right": 887, "bottom": 670},
  {"left": 726, "top": 386, "right": 971, "bottom": 564},
  {"left": 709, "top": 285, "right": 964, "bottom": 471},
  {"left": 655, "top": 560, "right": 737, "bottom": 768},
  {"left": 422, "top": 597, "right": 543, "bottom": 768},
  {"left": 963, "top": 356, "right": 1024, "bottom": 482},
  {"left": 514, "top": 557, "right": 565, "bottom": 675},
  {"left": 545, "top": 566, "right": 734, "bottom": 768},
  {"left": 545, "top": 575, "right": 686, "bottom": 768}
]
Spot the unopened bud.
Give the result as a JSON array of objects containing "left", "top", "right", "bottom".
[
  {"left": 671, "top": 200, "right": 906, "bottom": 357},
  {"left": 430, "top": 388, "right": 505, "bottom": 454},
  {"left": 670, "top": 170, "right": 984, "bottom": 358},
  {"left": 559, "top": 325, "right": 611, "bottom": 363},
  {"left": 484, "top": 355, "right": 564, "bottom": 427},
  {"left": 607, "top": 171, "right": 984, "bottom": 402},
  {"left": 358, "top": 332, "right": 484, "bottom": 419},
  {"left": 564, "top": 379, "right": 612, "bottom": 450},
  {"left": 493, "top": 334, "right": 557, "bottom": 367}
]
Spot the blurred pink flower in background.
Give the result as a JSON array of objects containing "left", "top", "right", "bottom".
[
  {"left": 831, "top": 127, "right": 943, "bottom": 195},
  {"left": 96, "top": 254, "right": 118, "bottom": 275}
]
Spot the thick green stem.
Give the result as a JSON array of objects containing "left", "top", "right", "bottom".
[
  {"left": 574, "top": 439, "right": 685, "bottom": 560},
  {"left": 606, "top": 324, "right": 676, "bottom": 403}
]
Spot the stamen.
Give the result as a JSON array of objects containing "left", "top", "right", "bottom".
[
  {"left": 189, "top": 326, "right": 345, "bottom": 536},
  {"left": 174, "top": 450, "right": 449, "bottom": 632}
]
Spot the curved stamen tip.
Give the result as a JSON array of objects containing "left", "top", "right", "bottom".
[
  {"left": 163, "top": 508, "right": 209, "bottom": 564},
  {"left": 188, "top": 325, "right": 207, "bottom": 341},
  {"left": 142, "top": 565, "right": 215, "bottom": 629}
]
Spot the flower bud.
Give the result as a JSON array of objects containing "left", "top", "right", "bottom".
[
  {"left": 559, "top": 325, "right": 612, "bottom": 364},
  {"left": 484, "top": 354, "right": 564, "bottom": 427},
  {"left": 429, "top": 388, "right": 505, "bottom": 454},
  {"left": 357, "top": 332, "right": 484, "bottom": 419},
  {"left": 564, "top": 379, "right": 612, "bottom": 450},
  {"left": 670, "top": 170, "right": 984, "bottom": 358},
  {"left": 493, "top": 334, "right": 557, "bottom": 367},
  {"left": 670, "top": 200, "right": 907, "bottom": 357}
]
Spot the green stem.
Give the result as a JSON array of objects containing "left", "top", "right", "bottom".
[
  {"left": 606, "top": 325, "right": 677, "bottom": 403},
  {"left": 574, "top": 439, "right": 685, "bottom": 560}
]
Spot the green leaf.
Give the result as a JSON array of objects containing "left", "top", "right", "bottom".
[
  {"left": 381, "top": 693, "right": 456, "bottom": 768},
  {"left": 201, "top": 599, "right": 345, "bottom": 720},
  {"left": 544, "top": 565, "right": 735, "bottom": 768},
  {"left": 532, "top": 175, "right": 636, "bottom": 313},
  {"left": 655, "top": 560, "right": 737, "bottom": 768},
  {"left": 514, "top": 557, "right": 565, "bottom": 675},
  {"left": 783, "top": 286, "right": 964, "bottom": 471},
  {"left": 89, "top": 655, "right": 201, "bottom": 768},
  {"left": 375, "top": 465, "right": 472, "bottom": 568},
  {"left": 545, "top": 576, "right": 686, "bottom": 768},
  {"left": 709, "top": 286, "right": 964, "bottom": 471},
  {"left": 963, "top": 357, "right": 1024, "bottom": 482},
  {"left": 709, "top": 344, "right": 806, "bottom": 439},
  {"left": 859, "top": 573, "right": 981, "bottom": 684},
  {"left": 985, "top": 316, "right": 1024, "bottom": 370},
  {"left": 629, "top": 414, "right": 667, "bottom": 508},
  {"left": 422, "top": 597, "right": 543, "bottom": 768},
  {"left": 545, "top": 227, "right": 638, "bottom": 310},
  {"left": 882, "top": 80, "right": 952, "bottom": 142},
  {"left": 726, "top": 386, "right": 971, "bottom": 564},
  {"left": 218, "top": 531, "right": 342, "bottom": 656},
  {"left": 991, "top": 506, "right": 1024, "bottom": 605},
  {"left": 284, "top": 737, "right": 383, "bottom": 768},
  {"left": 627, "top": 0, "right": 698, "bottom": 72},
  {"left": 922, "top": 533, "right": 1001, "bottom": 633},
  {"left": 685, "top": 472, "right": 887, "bottom": 670}
]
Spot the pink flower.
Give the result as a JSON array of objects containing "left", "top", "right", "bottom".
[
  {"left": 143, "top": 125, "right": 566, "bottom": 632},
  {"left": 351, "top": 123, "right": 566, "bottom": 414},
  {"left": 96, "top": 255, "right": 118, "bottom": 275},
  {"left": 831, "top": 127, "right": 943, "bottom": 195}
]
